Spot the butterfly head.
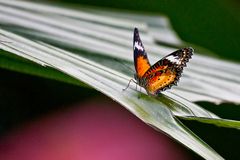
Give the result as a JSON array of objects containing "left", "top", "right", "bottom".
[
  {"left": 134, "top": 73, "right": 148, "bottom": 88},
  {"left": 134, "top": 73, "right": 141, "bottom": 85}
]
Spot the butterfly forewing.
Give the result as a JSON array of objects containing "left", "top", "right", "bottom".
[{"left": 133, "top": 28, "right": 151, "bottom": 78}]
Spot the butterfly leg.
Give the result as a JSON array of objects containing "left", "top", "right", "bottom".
[{"left": 123, "top": 79, "right": 136, "bottom": 91}]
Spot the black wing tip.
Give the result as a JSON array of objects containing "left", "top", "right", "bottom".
[
  {"left": 184, "top": 47, "right": 194, "bottom": 57},
  {"left": 133, "top": 27, "right": 145, "bottom": 52},
  {"left": 181, "top": 46, "right": 194, "bottom": 53},
  {"left": 134, "top": 27, "right": 138, "bottom": 33},
  {"left": 187, "top": 47, "right": 194, "bottom": 53},
  {"left": 133, "top": 27, "right": 140, "bottom": 42}
]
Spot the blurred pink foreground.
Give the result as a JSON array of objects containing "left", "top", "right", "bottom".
[{"left": 0, "top": 97, "right": 190, "bottom": 160}]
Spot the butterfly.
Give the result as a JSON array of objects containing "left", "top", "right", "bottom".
[{"left": 123, "top": 28, "right": 193, "bottom": 96}]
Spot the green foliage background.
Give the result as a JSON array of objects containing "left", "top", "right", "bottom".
[{"left": 57, "top": 0, "right": 240, "bottom": 62}]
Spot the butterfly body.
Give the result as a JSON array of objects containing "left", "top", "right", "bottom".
[{"left": 131, "top": 28, "right": 193, "bottom": 96}]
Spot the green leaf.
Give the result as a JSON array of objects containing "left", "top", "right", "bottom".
[
  {"left": 0, "top": 49, "right": 88, "bottom": 87},
  {"left": 179, "top": 116, "right": 240, "bottom": 129},
  {"left": 1, "top": 1, "right": 240, "bottom": 159}
]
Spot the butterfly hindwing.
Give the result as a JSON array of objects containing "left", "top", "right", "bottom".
[
  {"left": 133, "top": 28, "right": 151, "bottom": 78},
  {"left": 143, "top": 47, "right": 193, "bottom": 95},
  {"left": 144, "top": 69, "right": 178, "bottom": 95}
]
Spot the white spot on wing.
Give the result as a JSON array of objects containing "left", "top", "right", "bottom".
[
  {"left": 134, "top": 41, "right": 144, "bottom": 51},
  {"left": 166, "top": 55, "right": 180, "bottom": 64}
]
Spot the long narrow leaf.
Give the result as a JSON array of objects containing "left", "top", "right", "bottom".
[
  {"left": 0, "top": 28, "right": 224, "bottom": 160},
  {"left": 1, "top": 1, "right": 240, "bottom": 159}
]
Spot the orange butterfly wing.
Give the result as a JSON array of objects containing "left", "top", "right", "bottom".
[
  {"left": 144, "top": 69, "right": 177, "bottom": 95},
  {"left": 133, "top": 28, "right": 151, "bottom": 78},
  {"left": 132, "top": 28, "right": 193, "bottom": 95},
  {"left": 143, "top": 48, "right": 193, "bottom": 95}
]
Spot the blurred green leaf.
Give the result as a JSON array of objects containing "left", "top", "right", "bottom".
[{"left": 63, "top": 0, "right": 240, "bottom": 62}]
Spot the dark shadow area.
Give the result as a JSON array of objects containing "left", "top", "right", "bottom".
[
  {"left": 0, "top": 68, "right": 99, "bottom": 135},
  {"left": 197, "top": 102, "right": 240, "bottom": 121},
  {"left": 180, "top": 118, "right": 240, "bottom": 160}
]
